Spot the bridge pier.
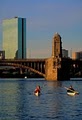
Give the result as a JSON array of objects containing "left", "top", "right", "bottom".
[{"left": 45, "top": 57, "right": 61, "bottom": 80}]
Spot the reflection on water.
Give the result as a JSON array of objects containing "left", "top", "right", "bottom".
[{"left": 0, "top": 78, "right": 82, "bottom": 120}]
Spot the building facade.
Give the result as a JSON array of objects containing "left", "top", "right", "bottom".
[
  {"left": 62, "top": 49, "right": 68, "bottom": 58},
  {"left": 2, "top": 17, "right": 26, "bottom": 59},
  {"left": 72, "top": 51, "right": 82, "bottom": 60},
  {"left": 78, "top": 51, "right": 82, "bottom": 60}
]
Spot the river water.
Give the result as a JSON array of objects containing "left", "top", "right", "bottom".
[{"left": 0, "top": 78, "right": 82, "bottom": 120}]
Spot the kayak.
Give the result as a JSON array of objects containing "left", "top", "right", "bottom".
[
  {"left": 67, "top": 90, "right": 79, "bottom": 96},
  {"left": 65, "top": 87, "right": 79, "bottom": 96},
  {"left": 34, "top": 91, "right": 40, "bottom": 96}
]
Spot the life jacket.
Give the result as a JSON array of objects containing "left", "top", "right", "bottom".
[{"left": 34, "top": 88, "right": 40, "bottom": 93}]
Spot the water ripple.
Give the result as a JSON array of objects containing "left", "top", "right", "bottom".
[{"left": 0, "top": 79, "right": 82, "bottom": 120}]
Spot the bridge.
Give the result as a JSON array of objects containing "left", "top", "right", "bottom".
[
  {"left": 0, "top": 33, "right": 82, "bottom": 80},
  {"left": 0, "top": 58, "right": 82, "bottom": 80},
  {"left": 61, "top": 58, "right": 82, "bottom": 79},
  {"left": 0, "top": 59, "right": 46, "bottom": 78}
]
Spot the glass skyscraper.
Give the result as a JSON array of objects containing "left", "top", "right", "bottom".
[{"left": 2, "top": 17, "right": 26, "bottom": 59}]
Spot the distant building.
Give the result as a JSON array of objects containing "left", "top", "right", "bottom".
[
  {"left": 72, "top": 52, "right": 78, "bottom": 60},
  {"left": 2, "top": 17, "right": 26, "bottom": 59},
  {"left": 78, "top": 51, "right": 82, "bottom": 60},
  {"left": 0, "top": 50, "right": 5, "bottom": 59},
  {"left": 72, "top": 51, "right": 82, "bottom": 60},
  {"left": 62, "top": 49, "right": 68, "bottom": 58}
]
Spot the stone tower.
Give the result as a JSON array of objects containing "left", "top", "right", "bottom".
[
  {"left": 45, "top": 33, "right": 62, "bottom": 80},
  {"left": 52, "top": 32, "right": 62, "bottom": 58}
]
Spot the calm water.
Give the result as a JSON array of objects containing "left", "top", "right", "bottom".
[{"left": 0, "top": 78, "right": 82, "bottom": 120}]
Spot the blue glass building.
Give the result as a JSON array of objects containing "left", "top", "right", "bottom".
[{"left": 3, "top": 17, "right": 26, "bottom": 59}]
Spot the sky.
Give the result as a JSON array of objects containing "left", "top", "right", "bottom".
[{"left": 0, "top": 0, "right": 82, "bottom": 58}]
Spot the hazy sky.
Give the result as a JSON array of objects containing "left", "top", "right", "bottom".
[{"left": 0, "top": 0, "right": 82, "bottom": 58}]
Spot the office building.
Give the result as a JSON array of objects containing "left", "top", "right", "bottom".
[
  {"left": 62, "top": 49, "right": 68, "bottom": 58},
  {"left": 2, "top": 17, "right": 26, "bottom": 59},
  {"left": 72, "top": 51, "right": 82, "bottom": 60},
  {"left": 78, "top": 51, "right": 82, "bottom": 60}
]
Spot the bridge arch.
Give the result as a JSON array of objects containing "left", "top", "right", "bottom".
[{"left": 0, "top": 63, "right": 45, "bottom": 78}]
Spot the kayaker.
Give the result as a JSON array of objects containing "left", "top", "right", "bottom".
[
  {"left": 69, "top": 85, "right": 75, "bottom": 91},
  {"left": 34, "top": 85, "right": 41, "bottom": 94}
]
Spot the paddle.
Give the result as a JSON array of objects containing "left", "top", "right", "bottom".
[{"left": 64, "top": 87, "right": 79, "bottom": 94}]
